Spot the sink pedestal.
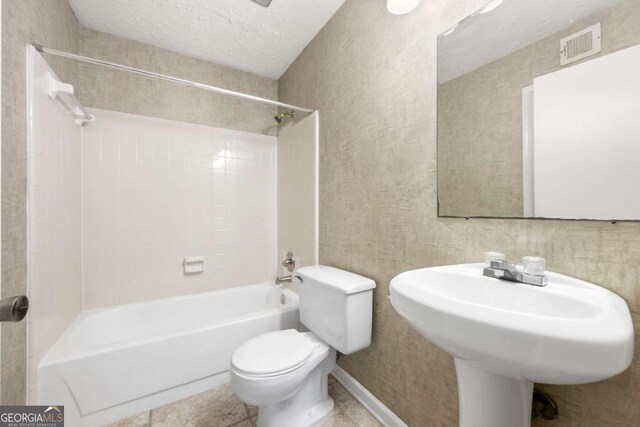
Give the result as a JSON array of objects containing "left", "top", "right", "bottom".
[{"left": 455, "top": 359, "right": 533, "bottom": 427}]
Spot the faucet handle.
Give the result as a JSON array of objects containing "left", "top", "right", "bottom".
[
  {"left": 484, "top": 251, "right": 506, "bottom": 267},
  {"left": 522, "top": 256, "right": 546, "bottom": 276},
  {"left": 282, "top": 251, "right": 295, "bottom": 272}
]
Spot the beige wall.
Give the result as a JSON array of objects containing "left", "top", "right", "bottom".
[
  {"left": 2, "top": 0, "right": 79, "bottom": 405},
  {"left": 77, "top": 27, "right": 279, "bottom": 136},
  {"left": 438, "top": 0, "right": 640, "bottom": 218},
  {"left": 278, "top": 0, "right": 640, "bottom": 425}
]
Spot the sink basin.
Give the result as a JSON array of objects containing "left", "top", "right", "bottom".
[{"left": 390, "top": 263, "right": 634, "bottom": 427}]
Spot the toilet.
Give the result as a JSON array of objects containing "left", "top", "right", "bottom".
[{"left": 230, "top": 265, "right": 376, "bottom": 427}]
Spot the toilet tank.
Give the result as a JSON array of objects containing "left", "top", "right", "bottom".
[{"left": 297, "top": 266, "right": 376, "bottom": 354}]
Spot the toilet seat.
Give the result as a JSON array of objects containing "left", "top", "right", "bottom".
[{"left": 231, "top": 330, "right": 315, "bottom": 377}]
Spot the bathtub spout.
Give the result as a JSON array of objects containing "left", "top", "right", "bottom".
[
  {"left": 275, "top": 275, "right": 303, "bottom": 285},
  {"left": 275, "top": 275, "right": 292, "bottom": 285}
]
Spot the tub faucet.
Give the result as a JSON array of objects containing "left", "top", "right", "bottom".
[
  {"left": 276, "top": 275, "right": 293, "bottom": 285},
  {"left": 282, "top": 252, "right": 295, "bottom": 272},
  {"left": 483, "top": 259, "right": 548, "bottom": 287},
  {"left": 276, "top": 252, "right": 297, "bottom": 285},
  {"left": 275, "top": 275, "right": 303, "bottom": 285}
]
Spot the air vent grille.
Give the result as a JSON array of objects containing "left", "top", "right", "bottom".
[{"left": 560, "top": 23, "right": 602, "bottom": 66}]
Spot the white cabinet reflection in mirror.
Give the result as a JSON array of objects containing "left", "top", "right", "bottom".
[{"left": 524, "top": 44, "right": 640, "bottom": 220}]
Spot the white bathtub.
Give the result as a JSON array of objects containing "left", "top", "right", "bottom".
[{"left": 38, "top": 284, "right": 299, "bottom": 427}]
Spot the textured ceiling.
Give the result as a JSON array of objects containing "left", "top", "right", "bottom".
[
  {"left": 438, "top": 0, "right": 625, "bottom": 82},
  {"left": 68, "top": 0, "right": 346, "bottom": 79}
]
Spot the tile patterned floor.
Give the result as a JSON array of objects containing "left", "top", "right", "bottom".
[{"left": 105, "top": 375, "right": 383, "bottom": 427}]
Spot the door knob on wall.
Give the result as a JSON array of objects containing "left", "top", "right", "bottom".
[{"left": 0, "top": 295, "right": 29, "bottom": 322}]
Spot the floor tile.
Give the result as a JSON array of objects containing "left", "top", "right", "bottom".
[
  {"left": 329, "top": 382, "right": 383, "bottom": 427},
  {"left": 318, "top": 406, "right": 358, "bottom": 427},
  {"left": 105, "top": 376, "right": 382, "bottom": 427},
  {"left": 150, "top": 384, "right": 249, "bottom": 427},
  {"left": 244, "top": 403, "right": 258, "bottom": 417},
  {"left": 328, "top": 374, "right": 338, "bottom": 385},
  {"left": 103, "top": 411, "right": 150, "bottom": 427}
]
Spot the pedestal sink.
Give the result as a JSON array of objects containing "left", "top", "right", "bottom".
[{"left": 390, "top": 263, "right": 634, "bottom": 427}]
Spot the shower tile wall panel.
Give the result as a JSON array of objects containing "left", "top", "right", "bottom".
[
  {"left": 81, "top": 109, "right": 277, "bottom": 309},
  {"left": 27, "top": 50, "right": 83, "bottom": 403},
  {"left": 277, "top": 112, "right": 319, "bottom": 284}
]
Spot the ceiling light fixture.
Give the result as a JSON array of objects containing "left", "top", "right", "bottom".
[
  {"left": 387, "top": 0, "right": 420, "bottom": 15},
  {"left": 476, "top": 0, "right": 503, "bottom": 15}
]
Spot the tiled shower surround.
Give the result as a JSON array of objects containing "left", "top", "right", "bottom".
[
  {"left": 3, "top": 0, "right": 279, "bottom": 402},
  {"left": 26, "top": 102, "right": 277, "bottom": 401},
  {"left": 277, "top": 112, "right": 319, "bottom": 278},
  {"left": 27, "top": 49, "right": 83, "bottom": 404},
  {"left": 2, "top": 0, "right": 80, "bottom": 404},
  {"left": 81, "top": 109, "right": 277, "bottom": 308}
]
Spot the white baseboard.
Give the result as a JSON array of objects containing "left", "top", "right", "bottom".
[{"left": 332, "top": 365, "right": 407, "bottom": 427}]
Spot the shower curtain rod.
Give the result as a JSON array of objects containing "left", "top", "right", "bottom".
[{"left": 34, "top": 44, "right": 315, "bottom": 114}]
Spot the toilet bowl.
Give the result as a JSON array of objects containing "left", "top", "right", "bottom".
[
  {"left": 230, "top": 266, "right": 376, "bottom": 427},
  {"left": 231, "top": 330, "right": 336, "bottom": 427}
]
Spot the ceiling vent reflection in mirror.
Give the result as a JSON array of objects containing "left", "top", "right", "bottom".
[{"left": 560, "top": 23, "right": 602, "bottom": 65}]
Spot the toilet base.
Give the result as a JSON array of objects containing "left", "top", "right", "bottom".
[{"left": 256, "top": 349, "right": 336, "bottom": 427}]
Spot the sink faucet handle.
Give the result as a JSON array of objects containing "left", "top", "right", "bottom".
[
  {"left": 522, "top": 256, "right": 546, "bottom": 276},
  {"left": 484, "top": 251, "right": 506, "bottom": 267}
]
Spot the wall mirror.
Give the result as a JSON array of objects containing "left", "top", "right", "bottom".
[{"left": 437, "top": 0, "right": 640, "bottom": 220}]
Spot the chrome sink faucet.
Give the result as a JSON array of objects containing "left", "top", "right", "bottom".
[{"left": 483, "top": 257, "right": 548, "bottom": 287}]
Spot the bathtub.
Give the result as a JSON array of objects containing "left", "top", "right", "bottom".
[{"left": 38, "top": 284, "right": 299, "bottom": 427}]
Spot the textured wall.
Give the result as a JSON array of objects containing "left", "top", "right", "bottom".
[
  {"left": 278, "top": 0, "right": 640, "bottom": 425},
  {"left": 77, "top": 27, "right": 279, "bottom": 136},
  {"left": 438, "top": 0, "right": 640, "bottom": 218},
  {"left": 2, "top": 0, "right": 79, "bottom": 405}
]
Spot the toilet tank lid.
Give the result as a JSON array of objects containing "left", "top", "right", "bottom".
[{"left": 297, "top": 266, "right": 376, "bottom": 294}]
